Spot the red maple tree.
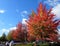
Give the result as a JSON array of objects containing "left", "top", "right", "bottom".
[
  {"left": 12, "top": 23, "right": 27, "bottom": 42},
  {"left": 26, "top": 3, "right": 60, "bottom": 42}
]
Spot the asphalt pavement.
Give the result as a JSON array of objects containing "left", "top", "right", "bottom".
[{"left": 0, "top": 44, "right": 5, "bottom": 46}]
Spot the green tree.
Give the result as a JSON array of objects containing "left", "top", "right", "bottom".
[
  {"left": 6, "top": 30, "right": 14, "bottom": 41},
  {"left": 0, "top": 33, "right": 7, "bottom": 42}
]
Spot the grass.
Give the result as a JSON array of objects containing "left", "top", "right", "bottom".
[
  {"left": 14, "top": 43, "right": 33, "bottom": 46},
  {"left": 14, "top": 43, "right": 49, "bottom": 46}
]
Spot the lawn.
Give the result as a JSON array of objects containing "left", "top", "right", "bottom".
[
  {"left": 14, "top": 43, "right": 33, "bottom": 46},
  {"left": 14, "top": 43, "right": 49, "bottom": 46}
]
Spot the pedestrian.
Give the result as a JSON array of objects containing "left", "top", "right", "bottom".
[
  {"left": 6, "top": 41, "right": 9, "bottom": 46},
  {"left": 9, "top": 40, "right": 14, "bottom": 46}
]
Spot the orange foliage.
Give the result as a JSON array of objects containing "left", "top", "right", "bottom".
[
  {"left": 26, "top": 3, "right": 60, "bottom": 42},
  {"left": 12, "top": 23, "right": 27, "bottom": 42}
]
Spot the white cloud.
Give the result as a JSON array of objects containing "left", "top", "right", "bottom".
[
  {"left": 20, "top": 10, "right": 28, "bottom": 17},
  {"left": 0, "top": 29, "right": 9, "bottom": 36},
  {"left": 58, "top": 29, "right": 60, "bottom": 34},
  {"left": 22, "top": 18, "right": 27, "bottom": 24},
  {"left": 44, "top": 0, "right": 60, "bottom": 6},
  {"left": 52, "top": 4, "right": 60, "bottom": 19},
  {"left": 0, "top": 10, "right": 5, "bottom": 14},
  {"left": 9, "top": 27, "right": 16, "bottom": 30},
  {"left": 2, "top": 29, "right": 9, "bottom": 33},
  {"left": 21, "top": 11, "right": 28, "bottom": 14},
  {"left": 0, "top": 27, "right": 16, "bottom": 36}
]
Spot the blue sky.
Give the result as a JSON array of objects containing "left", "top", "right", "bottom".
[{"left": 0, "top": 0, "right": 60, "bottom": 36}]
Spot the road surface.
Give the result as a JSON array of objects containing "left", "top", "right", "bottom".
[{"left": 0, "top": 44, "right": 5, "bottom": 46}]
